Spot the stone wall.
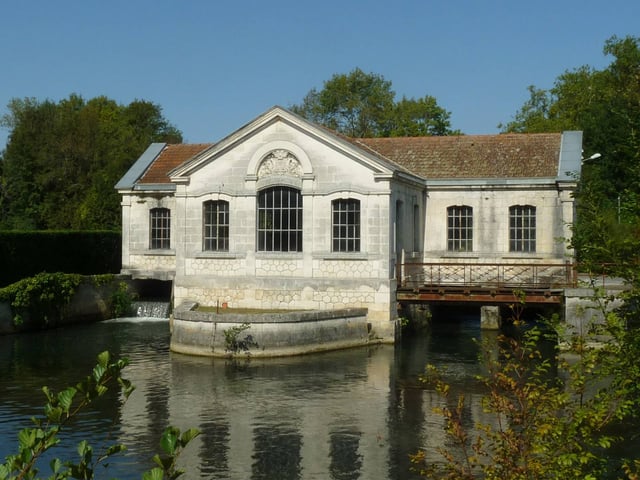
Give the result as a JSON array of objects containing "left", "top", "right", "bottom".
[
  {"left": 170, "top": 301, "right": 371, "bottom": 357},
  {"left": 423, "top": 183, "right": 573, "bottom": 262}
]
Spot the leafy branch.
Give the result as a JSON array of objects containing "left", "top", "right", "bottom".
[{"left": 0, "top": 351, "right": 199, "bottom": 480}]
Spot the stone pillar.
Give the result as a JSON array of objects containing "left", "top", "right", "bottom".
[{"left": 480, "top": 306, "right": 501, "bottom": 330}]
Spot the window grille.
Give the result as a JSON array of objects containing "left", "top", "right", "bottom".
[
  {"left": 447, "top": 206, "right": 473, "bottom": 252},
  {"left": 150, "top": 208, "right": 171, "bottom": 249},
  {"left": 332, "top": 199, "right": 360, "bottom": 252},
  {"left": 257, "top": 187, "right": 303, "bottom": 252},
  {"left": 509, "top": 205, "right": 536, "bottom": 252},
  {"left": 203, "top": 200, "right": 229, "bottom": 251}
]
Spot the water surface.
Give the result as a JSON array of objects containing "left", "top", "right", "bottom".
[{"left": 0, "top": 315, "right": 493, "bottom": 479}]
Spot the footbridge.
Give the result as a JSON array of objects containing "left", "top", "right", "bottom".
[{"left": 397, "top": 261, "right": 577, "bottom": 305}]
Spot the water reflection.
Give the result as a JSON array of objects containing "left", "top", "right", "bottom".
[{"left": 0, "top": 315, "right": 500, "bottom": 479}]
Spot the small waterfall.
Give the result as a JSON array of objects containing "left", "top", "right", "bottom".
[{"left": 131, "top": 301, "right": 171, "bottom": 318}]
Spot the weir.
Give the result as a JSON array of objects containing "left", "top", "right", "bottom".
[{"left": 131, "top": 301, "right": 171, "bottom": 318}]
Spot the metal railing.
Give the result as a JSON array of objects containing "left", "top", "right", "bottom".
[{"left": 400, "top": 261, "right": 577, "bottom": 290}]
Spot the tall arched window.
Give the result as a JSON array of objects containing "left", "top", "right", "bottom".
[
  {"left": 257, "top": 186, "right": 302, "bottom": 252},
  {"left": 203, "top": 200, "right": 229, "bottom": 251},
  {"left": 149, "top": 208, "right": 171, "bottom": 249},
  {"left": 509, "top": 205, "right": 536, "bottom": 252},
  {"left": 332, "top": 198, "right": 360, "bottom": 252},
  {"left": 447, "top": 205, "right": 473, "bottom": 252}
]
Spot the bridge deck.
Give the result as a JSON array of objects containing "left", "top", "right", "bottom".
[{"left": 397, "top": 261, "right": 576, "bottom": 304}]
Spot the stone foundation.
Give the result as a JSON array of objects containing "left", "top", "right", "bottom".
[{"left": 170, "top": 302, "right": 375, "bottom": 357}]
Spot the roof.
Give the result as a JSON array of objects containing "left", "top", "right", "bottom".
[
  {"left": 138, "top": 143, "right": 213, "bottom": 184},
  {"left": 117, "top": 107, "right": 576, "bottom": 191},
  {"left": 356, "top": 133, "right": 563, "bottom": 179}
]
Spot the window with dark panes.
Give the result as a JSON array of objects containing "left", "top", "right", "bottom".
[
  {"left": 203, "top": 200, "right": 229, "bottom": 251},
  {"left": 447, "top": 206, "right": 473, "bottom": 252},
  {"left": 150, "top": 208, "right": 171, "bottom": 249},
  {"left": 509, "top": 205, "right": 536, "bottom": 252},
  {"left": 332, "top": 199, "right": 360, "bottom": 252},
  {"left": 257, "top": 187, "right": 302, "bottom": 252}
]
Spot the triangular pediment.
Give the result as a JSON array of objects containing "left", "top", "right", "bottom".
[{"left": 167, "top": 106, "right": 412, "bottom": 183}]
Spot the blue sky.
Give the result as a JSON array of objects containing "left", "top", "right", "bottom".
[{"left": 1, "top": 0, "right": 638, "bottom": 150}]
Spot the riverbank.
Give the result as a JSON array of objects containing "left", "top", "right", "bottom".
[{"left": 0, "top": 274, "right": 139, "bottom": 335}]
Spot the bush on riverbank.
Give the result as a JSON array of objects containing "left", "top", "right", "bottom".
[
  {"left": 0, "top": 272, "right": 81, "bottom": 328},
  {"left": 0, "top": 273, "right": 136, "bottom": 333},
  {"left": 413, "top": 284, "right": 640, "bottom": 479}
]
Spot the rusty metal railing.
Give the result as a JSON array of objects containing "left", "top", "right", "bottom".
[{"left": 400, "top": 261, "right": 577, "bottom": 290}]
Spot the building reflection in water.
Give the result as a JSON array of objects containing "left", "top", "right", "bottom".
[{"left": 116, "top": 321, "right": 497, "bottom": 480}]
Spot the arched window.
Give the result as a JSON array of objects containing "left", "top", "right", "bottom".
[
  {"left": 447, "top": 205, "right": 473, "bottom": 252},
  {"left": 332, "top": 198, "right": 360, "bottom": 252},
  {"left": 509, "top": 205, "right": 536, "bottom": 252},
  {"left": 257, "top": 186, "right": 302, "bottom": 252},
  {"left": 149, "top": 208, "right": 171, "bottom": 249},
  {"left": 203, "top": 200, "right": 229, "bottom": 251}
]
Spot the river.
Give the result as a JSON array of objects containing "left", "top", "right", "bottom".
[{"left": 0, "top": 311, "right": 623, "bottom": 479}]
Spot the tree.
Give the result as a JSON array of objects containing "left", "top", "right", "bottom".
[
  {"left": 501, "top": 36, "right": 640, "bottom": 268},
  {"left": 0, "top": 94, "right": 182, "bottom": 231},
  {"left": 291, "top": 68, "right": 457, "bottom": 137},
  {"left": 390, "top": 96, "right": 459, "bottom": 137},
  {"left": 412, "top": 286, "right": 640, "bottom": 479}
]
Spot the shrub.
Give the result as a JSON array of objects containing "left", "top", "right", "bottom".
[
  {"left": 0, "top": 272, "right": 81, "bottom": 327},
  {"left": 412, "top": 288, "right": 640, "bottom": 479}
]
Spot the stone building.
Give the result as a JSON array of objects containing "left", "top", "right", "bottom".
[{"left": 115, "top": 106, "right": 581, "bottom": 343}]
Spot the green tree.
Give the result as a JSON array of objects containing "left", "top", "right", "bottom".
[
  {"left": 0, "top": 94, "right": 182, "bottom": 231},
  {"left": 390, "top": 95, "right": 459, "bottom": 137},
  {"left": 413, "top": 286, "right": 640, "bottom": 479},
  {"left": 291, "top": 68, "right": 457, "bottom": 137},
  {"left": 501, "top": 35, "right": 640, "bottom": 268}
]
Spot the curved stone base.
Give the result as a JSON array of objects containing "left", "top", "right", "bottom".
[{"left": 170, "top": 302, "right": 372, "bottom": 357}]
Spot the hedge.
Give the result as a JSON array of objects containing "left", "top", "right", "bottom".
[{"left": 0, "top": 231, "right": 121, "bottom": 287}]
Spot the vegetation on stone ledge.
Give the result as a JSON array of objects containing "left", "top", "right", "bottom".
[{"left": 0, "top": 272, "right": 81, "bottom": 327}]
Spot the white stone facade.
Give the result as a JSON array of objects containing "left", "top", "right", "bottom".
[
  {"left": 116, "top": 107, "right": 581, "bottom": 343},
  {"left": 422, "top": 183, "right": 574, "bottom": 262}
]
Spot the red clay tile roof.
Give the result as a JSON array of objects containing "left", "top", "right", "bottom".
[
  {"left": 136, "top": 133, "right": 563, "bottom": 185},
  {"left": 356, "top": 133, "right": 562, "bottom": 179},
  {"left": 138, "top": 143, "right": 213, "bottom": 184}
]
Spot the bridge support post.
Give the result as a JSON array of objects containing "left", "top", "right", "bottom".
[{"left": 480, "top": 306, "right": 501, "bottom": 330}]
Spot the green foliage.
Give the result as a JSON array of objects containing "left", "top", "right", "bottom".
[
  {"left": 90, "top": 273, "right": 115, "bottom": 287},
  {"left": 413, "top": 287, "right": 640, "bottom": 479},
  {"left": 0, "top": 231, "right": 121, "bottom": 287},
  {"left": 0, "top": 351, "right": 133, "bottom": 479},
  {"left": 143, "top": 427, "right": 201, "bottom": 480},
  {"left": 223, "top": 323, "right": 258, "bottom": 355},
  {"left": 0, "top": 272, "right": 81, "bottom": 328},
  {"left": 0, "top": 94, "right": 182, "bottom": 231},
  {"left": 0, "top": 352, "right": 199, "bottom": 480},
  {"left": 110, "top": 281, "right": 137, "bottom": 318},
  {"left": 290, "top": 67, "right": 458, "bottom": 138},
  {"left": 390, "top": 95, "right": 460, "bottom": 137},
  {"left": 501, "top": 35, "right": 640, "bottom": 266}
]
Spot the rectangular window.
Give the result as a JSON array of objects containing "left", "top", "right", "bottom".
[
  {"left": 332, "top": 199, "right": 360, "bottom": 252},
  {"left": 150, "top": 208, "right": 171, "bottom": 249},
  {"left": 510, "top": 205, "right": 536, "bottom": 252},
  {"left": 413, "top": 204, "right": 420, "bottom": 252},
  {"left": 257, "top": 187, "right": 302, "bottom": 252},
  {"left": 447, "top": 206, "right": 473, "bottom": 252},
  {"left": 203, "top": 200, "right": 229, "bottom": 251}
]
